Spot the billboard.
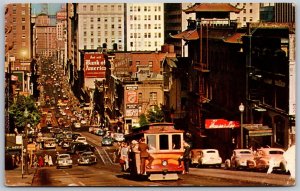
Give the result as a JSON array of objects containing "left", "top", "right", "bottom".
[
  {"left": 205, "top": 119, "right": 240, "bottom": 129},
  {"left": 84, "top": 53, "right": 106, "bottom": 78}
]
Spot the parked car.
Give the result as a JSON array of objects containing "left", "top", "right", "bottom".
[
  {"left": 254, "top": 147, "right": 286, "bottom": 172},
  {"left": 56, "top": 154, "right": 73, "bottom": 169},
  {"left": 77, "top": 151, "right": 97, "bottom": 165},
  {"left": 101, "top": 136, "right": 114, "bottom": 146},
  {"left": 72, "top": 133, "right": 82, "bottom": 141},
  {"left": 113, "top": 133, "right": 125, "bottom": 142},
  {"left": 190, "top": 149, "right": 222, "bottom": 168},
  {"left": 224, "top": 149, "right": 255, "bottom": 170}
]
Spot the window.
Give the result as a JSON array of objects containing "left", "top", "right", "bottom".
[
  {"left": 243, "top": 17, "right": 246, "bottom": 21},
  {"left": 83, "top": 24, "right": 87, "bottom": 29},
  {"left": 91, "top": 31, "right": 94, "bottom": 36},
  {"left": 97, "top": 18, "right": 100, "bottom": 22},
  {"left": 138, "top": 93, "right": 142, "bottom": 102},
  {"left": 91, "top": 24, "right": 94, "bottom": 29},
  {"left": 147, "top": 135, "right": 157, "bottom": 150},
  {"left": 111, "top": 17, "right": 114, "bottom": 22},
  {"left": 243, "top": 9, "right": 246, "bottom": 13},
  {"left": 91, "top": 38, "right": 94, "bottom": 43},
  {"left": 22, "top": 26, "right": 25, "bottom": 30},
  {"left": 118, "top": 5, "right": 122, "bottom": 11},
  {"left": 90, "top": 5, "right": 94, "bottom": 11},
  {"left": 90, "top": 17, "right": 94, "bottom": 22},
  {"left": 83, "top": 5, "right": 87, "bottom": 11},
  {"left": 159, "top": 135, "right": 169, "bottom": 150},
  {"left": 83, "top": 31, "right": 87, "bottom": 36},
  {"left": 97, "top": 5, "right": 100, "bottom": 11},
  {"left": 98, "top": 38, "right": 101, "bottom": 43},
  {"left": 172, "top": 135, "right": 181, "bottom": 150},
  {"left": 150, "top": 92, "right": 157, "bottom": 101},
  {"left": 250, "top": 9, "right": 253, "bottom": 13}
]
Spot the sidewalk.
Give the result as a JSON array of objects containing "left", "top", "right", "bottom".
[{"left": 4, "top": 166, "right": 37, "bottom": 187}]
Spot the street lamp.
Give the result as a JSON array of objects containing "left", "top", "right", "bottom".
[
  {"left": 239, "top": 103, "right": 245, "bottom": 149},
  {"left": 23, "top": 108, "right": 29, "bottom": 177}
]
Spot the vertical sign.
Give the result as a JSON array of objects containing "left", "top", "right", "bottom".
[
  {"left": 289, "top": 34, "right": 295, "bottom": 116},
  {"left": 124, "top": 85, "right": 139, "bottom": 117}
]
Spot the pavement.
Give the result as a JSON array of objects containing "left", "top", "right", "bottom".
[{"left": 4, "top": 165, "right": 37, "bottom": 187}]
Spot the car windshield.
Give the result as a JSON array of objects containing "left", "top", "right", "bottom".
[
  {"left": 239, "top": 151, "right": 252, "bottom": 155},
  {"left": 59, "top": 155, "right": 70, "bottom": 159},
  {"left": 269, "top": 150, "right": 284, "bottom": 155}
]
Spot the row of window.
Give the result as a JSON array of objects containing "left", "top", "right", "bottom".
[
  {"left": 130, "top": 15, "right": 162, "bottom": 21},
  {"left": 83, "top": 30, "right": 123, "bottom": 37},
  {"left": 83, "top": 17, "right": 122, "bottom": 23},
  {"left": 129, "top": 5, "right": 162, "bottom": 12},
  {"left": 129, "top": 41, "right": 160, "bottom": 47},
  {"left": 130, "top": 24, "right": 162, "bottom": 30},
  {"left": 83, "top": 44, "right": 123, "bottom": 50},
  {"left": 82, "top": 4, "right": 123, "bottom": 12},
  {"left": 137, "top": 92, "right": 157, "bottom": 101},
  {"left": 130, "top": 32, "right": 162, "bottom": 38},
  {"left": 83, "top": 38, "right": 122, "bottom": 43},
  {"left": 237, "top": 17, "right": 254, "bottom": 22},
  {"left": 83, "top": 24, "right": 122, "bottom": 30}
]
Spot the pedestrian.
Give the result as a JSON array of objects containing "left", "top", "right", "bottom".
[
  {"left": 129, "top": 140, "right": 140, "bottom": 175},
  {"left": 48, "top": 155, "right": 53, "bottom": 166},
  {"left": 120, "top": 142, "right": 129, "bottom": 172},
  {"left": 178, "top": 141, "right": 191, "bottom": 174},
  {"left": 44, "top": 154, "right": 49, "bottom": 166},
  {"left": 38, "top": 156, "right": 44, "bottom": 167},
  {"left": 138, "top": 137, "right": 154, "bottom": 175}
]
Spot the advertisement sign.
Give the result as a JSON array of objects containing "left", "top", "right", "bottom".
[
  {"left": 205, "top": 119, "right": 240, "bottom": 129},
  {"left": 125, "top": 104, "right": 139, "bottom": 117},
  {"left": 126, "top": 91, "right": 138, "bottom": 103},
  {"left": 84, "top": 53, "right": 106, "bottom": 78}
]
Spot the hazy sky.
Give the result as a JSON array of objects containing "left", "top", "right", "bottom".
[{"left": 31, "top": 3, "right": 63, "bottom": 15}]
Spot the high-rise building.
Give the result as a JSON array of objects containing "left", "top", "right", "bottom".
[
  {"left": 5, "top": 4, "right": 32, "bottom": 66},
  {"left": 164, "top": 3, "right": 195, "bottom": 57},
  {"left": 35, "top": 13, "right": 57, "bottom": 58},
  {"left": 76, "top": 3, "right": 125, "bottom": 51},
  {"left": 274, "top": 3, "right": 295, "bottom": 23},
  {"left": 230, "top": 3, "right": 260, "bottom": 27},
  {"left": 126, "top": 3, "right": 164, "bottom": 51}
]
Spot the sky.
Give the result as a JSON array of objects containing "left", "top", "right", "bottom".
[{"left": 31, "top": 3, "right": 63, "bottom": 15}]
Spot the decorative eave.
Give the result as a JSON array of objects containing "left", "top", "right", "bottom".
[
  {"left": 169, "top": 29, "right": 198, "bottom": 41},
  {"left": 183, "top": 3, "right": 242, "bottom": 14},
  {"left": 223, "top": 33, "right": 245, "bottom": 44}
]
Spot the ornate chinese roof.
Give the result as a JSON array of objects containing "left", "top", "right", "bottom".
[{"left": 184, "top": 3, "right": 241, "bottom": 14}]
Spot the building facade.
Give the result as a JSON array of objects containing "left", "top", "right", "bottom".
[
  {"left": 126, "top": 3, "right": 164, "bottom": 51},
  {"left": 230, "top": 3, "right": 260, "bottom": 27}
]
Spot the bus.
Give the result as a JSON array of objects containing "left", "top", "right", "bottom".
[{"left": 126, "top": 122, "right": 185, "bottom": 181}]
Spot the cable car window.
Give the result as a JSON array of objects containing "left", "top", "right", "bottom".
[
  {"left": 172, "top": 134, "right": 181, "bottom": 150},
  {"left": 159, "top": 135, "right": 169, "bottom": 150},
  {"left": 146, "top": 135, "right": 157, "bottom": 150}
]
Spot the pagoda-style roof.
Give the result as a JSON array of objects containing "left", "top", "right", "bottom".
[
  {"left": 170, "top": 28, "right": 240, "bottom": 42},
  {"left": 184, "top": 3, "right": 241, "bottom": 14}
]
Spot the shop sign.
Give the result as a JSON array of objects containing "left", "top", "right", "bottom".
[{"left": 205, "top": 119, "right": 240, "bottom": 129}]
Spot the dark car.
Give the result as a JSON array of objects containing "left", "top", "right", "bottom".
[
  {"left": 101, "top": 136, "right": 114, "bottom": 146},
  {"left": 77, "top": 151, "right": 97, "bottom": 165},
  {"left": 67, "top": 142, "right": 95, "bottom": 155},
  {"left": 72, "top": 133, "right": 82, "bottom": 141},
  {"left": 61, "top": 138, "right": 73, "bottom": 149}
]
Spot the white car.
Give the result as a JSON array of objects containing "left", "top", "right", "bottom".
[
  {"left": 44, "top": 138, "right": 57, "bottom": 149},
  {"left": 191, "top": 149, "right": 222, "bottom": 168},
  {"left": 56, "top": 154, "right": 73, "bottom": 169},
  {"left": 114, "top": 133, "right": 125, "bottom": 142},
  {"left": 81, "top": 120, "right": 87, "bottom": 125},
  {"left": 225, "top": 149, "right": 255, "bottom": 170},
  {"left": 74, "top": 122, "right": 81, "bottom": 128},
  {"left": 75, "top": 136, "right": 87, "bottom": 144}
]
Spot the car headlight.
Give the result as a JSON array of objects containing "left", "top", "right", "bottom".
[{"left": 162, "top": 160, "right": 168, "bottom": 166}]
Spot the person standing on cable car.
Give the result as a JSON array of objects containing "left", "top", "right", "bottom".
[{"left": 138, "top": 137, "right": 154, "bottom": 175}]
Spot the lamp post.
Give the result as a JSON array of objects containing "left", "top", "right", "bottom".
[
  {"left": 239, "top": 103, "right": 245, "bottom": 149},
  {"left": 23, "top": 108, "right": 29, "bottom": 176}
]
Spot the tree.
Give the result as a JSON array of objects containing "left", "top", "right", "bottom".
[
  {"left": 139, "top": 113, "right": 149, "bottom": 127},
  {"left": 8, "top": 95, "right": 41, "bottom": 133},
  {"left": 146, "top": 105, "right": 165, "bottom": 123}
]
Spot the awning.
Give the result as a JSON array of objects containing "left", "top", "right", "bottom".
[{"left": 243, "top": 124, "right": 272, "bottom": 137}]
